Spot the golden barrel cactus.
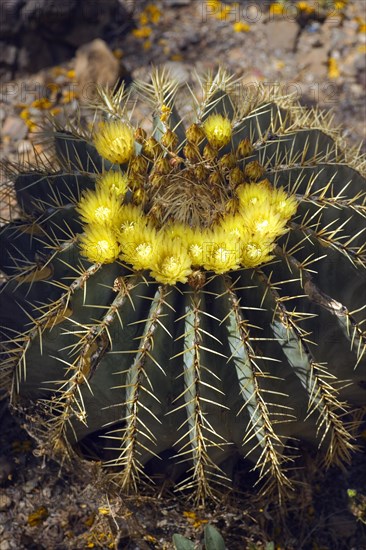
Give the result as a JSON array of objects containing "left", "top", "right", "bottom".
[{"left": 0, "top": 69, "right": 365, "bottom": 503}]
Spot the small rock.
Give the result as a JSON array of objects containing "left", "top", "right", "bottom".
[
  {"left": 157, "top": 519, "right": 168, "bottom": 527},
  {"left": 305, "top": 21, "right": 321, "bottom": 34},
  {"left": 349, "top": 83, "right": 363, "bottom": 97},
  {"left": 17, "top": 140, "right": 33, "bottom": 155},
  {"left": 24, "top": 479, "right": 38, "bottom": 493},
  {"left": 0, "top": 495, "right": 12, "bottom": 512},
  {"left": 2, "top": 116, "right": 28, "bottom": 141},
  {"left": 0, "top": 540, "right": 11, "bottom": 550},
  {"left": 42, "top": 487, "right": 52, "bottom": 499},
  {"left": 74, "top": 38, "right": 121, "bottom": 103}
]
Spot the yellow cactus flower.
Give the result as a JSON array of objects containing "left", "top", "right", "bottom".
[
  {"left": 233, "top": 22, "right": 251, "bottom": 33},
  {"left": 26, "top": 120, "right": 38, "bottom": 132},
  {"left": 139, "top": 13, "right": 149, "bottom": 25},
  {"left": 186, "top": 228, "right": 209, "bottom": 266},
  {"left": 150, "top": 241, "right": 192, "bottom": 285},
  {"left": 31, "top": 98, "right": 52, "bottom": 110},
  {"left": 219, "top": 214, "right": 245, "bottom": 239},
  {"left": 160, "top": 104, "right": 172, "bottom": 123},
  {"left": 120, "top": 224, "right": 159, "bottom": 271},
  {"left": 163, "top": 222, "right": 191, "bottom": 242},
  {"left": 236, "top": 181, "right": 272, "bottom": 208},
  {"left": 60, "top": 90, "right": 78, "bottom": 104},
  {"left": 270, "top": 187, "right": 298, "bottom": 219},
  {"left": 79, "top": 225, "right": 120, "bottom": 264},
  {"left": 97, "top": 171, "right": 129, "bottom": 197},
  {"left": 241, "top": 202, "right": 287, "bottom": 241},
  {"left": 241, "top": 236, "right": 274, "bottom": 268},
  {"left": 296, "top": 2, "right": 315, "bottom": 14},
  {"left": 20, "top": 108, "right": 30, "bottom": 120},
  {"left": 269, "top": 2, "right": 285, "bottom": 15},
  {"left": 328, "top": 57, "right": 340, "bottom": 79},
  {"left": 146, "top": 4, "right": 162, "bottom": 24},
  {"left": 202, "top": 229, "right": 241, "bottom": 274},
  {"left": 214, "top": 4, "right": 232, "bottom": 20},
  {"left": 76, "top": 188, "right": 122, "bottom": 227},
  {"left": 334, "top": 0, "right": 346, "bottom": 10},
  {"left": 206, "top": 0, "right": 221, "bottom": 8},
  {"left": 93, "top": 121, "right": 135, "bottom": 164},
  {"left": 162, "top": 224, "right": 210, "bottom": 268},
  {"left": 118, "top": 204, "right": 146, "bottom": 236},
  {"left": 132, "top": 26, "right": 152, "bottom": 39},
  {"left": 203, "top": 114, "right": 232, "bottom": 149}
]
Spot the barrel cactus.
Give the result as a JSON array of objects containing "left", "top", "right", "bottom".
[{"left": 0, "top": 69, "right": 365, "bottom": 504}]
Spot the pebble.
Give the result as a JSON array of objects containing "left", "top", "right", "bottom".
[
  {"left": 74, "top": 39, "right": 120, "bottom": 103},
  {"left": 0, "top": 495, "right": 11, "bottom": 511},
  {"left": 24, "top": 479, "right": 38, "bottom": 494},
  {"left": 1, "top": 116, "right": 28, "bottom": 141},
  {"left": 157, "top": 519, "right": 168, "bottom": 527},
  {"left": 0, "top": 540, "right": 11, "bottom": 550},
  {"left": 42, "top": 487, "right": 52, "bottom": 499},
  {"left": 17, "top": 140, "right": 32, "bottom": 155}
]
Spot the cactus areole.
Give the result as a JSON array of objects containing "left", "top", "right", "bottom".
[{"left": 1, "top": 69, "right": 365, "bottom": 503}]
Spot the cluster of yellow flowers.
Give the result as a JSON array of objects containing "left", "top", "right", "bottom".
[
  {"left": 205, "top": 1, "right": 251, "bottom": 32},
  {"left": 132, "top": 3, "right": 162, "bottom": 50},
  {"left": 269, "top": 0, "right": 348, "bottom": 16},
  {"left": 77, "top": 117, "right": 297, "bottom": 286}
]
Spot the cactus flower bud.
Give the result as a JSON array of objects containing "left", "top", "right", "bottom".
[
  {"left": 203, "top": 114, "right": 232, "bottom": 149},
  {"left": 94, "top": 120, "right": 134, "bottom": 164}
]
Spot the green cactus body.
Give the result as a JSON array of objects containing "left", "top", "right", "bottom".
[{"left": 0, "top": 69, "right": 365, "bottom": 503}]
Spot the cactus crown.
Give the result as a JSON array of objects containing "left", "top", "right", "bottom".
[
  {"left": 77, "top": 71, "right": 298, "bottom": 284},
  {"left": 0, "top": 68, "right": 365, "bottom": 505}
]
